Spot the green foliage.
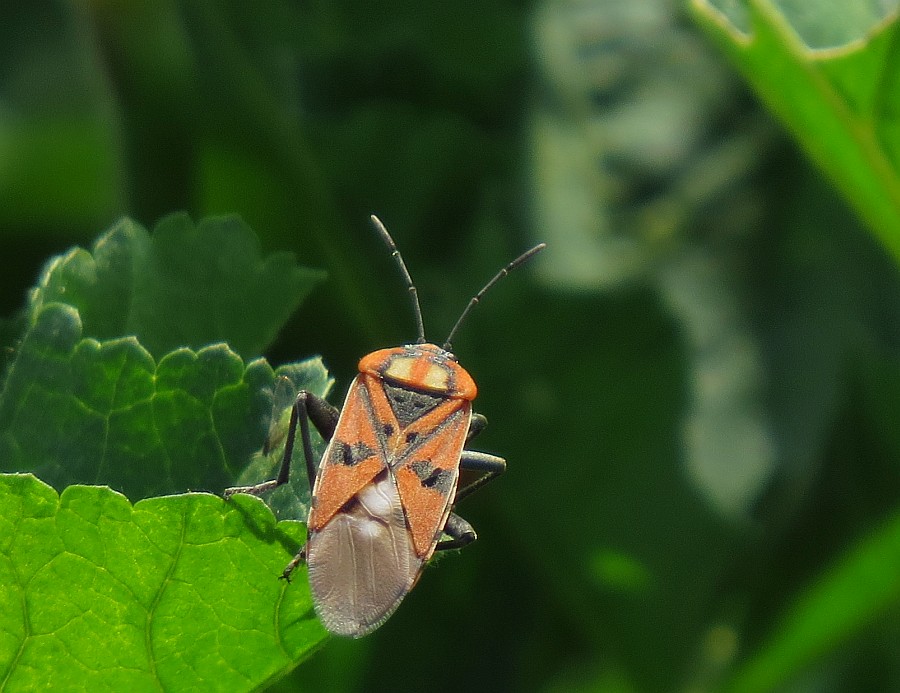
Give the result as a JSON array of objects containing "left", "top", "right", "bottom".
[
  {"left": 5, "top": 1, "right": 900, "bottom": 692},
  {"left": 689, "top": 3, "right": 900, "bottom": 690},
  {"left": 729, "top": 509, "right": 900, "bottom": 692},
  {"left": 692, "top": 0, "right": 900, "bottom": 264},
  {"left": 0, "top": 302, "right": 329, "bottom": 501},
  {"left": 0, "top": 215, "right": 327, "bottom": 499},
  {"left": 0, "top": 214, "right": 331, "bottom": 690},
  {"left": 0, "top": 473, "right": 324, "bottom": 692},
  {"left": 29, "top": 214, "right": 324, "bottom": 358}
]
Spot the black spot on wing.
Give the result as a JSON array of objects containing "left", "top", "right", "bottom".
[
  {"left": 334, "top": 441, "right": 376, "bottom": 466},
  {"left": 409, "top": 460, "right": 454, "bottom": 495}
]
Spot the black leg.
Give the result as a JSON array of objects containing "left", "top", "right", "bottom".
[
  {"left": 435, "top": 512, "right": 477, "bottom": 552},
  {"left": 454, "top": 450, "right": 506, "bottom": 505},
  {"left": 466, "top": 413, "right": 488, "bottom": 441},
  {"left": 287, "top": 390, "right": 340, "bottom": 490},
  {"left": 224, "top": 390, "right": 339, "bottom": 498},
  {"left": 279, "top": 546, "right": 307, "bottom": 582}
]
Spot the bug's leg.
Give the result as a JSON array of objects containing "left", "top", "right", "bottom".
[
  {"left": 279, "top": 545, "right": 308, "bottom": 582},
  {"left": 466, "top": 413, "right": 488, "bottom": 442},
  {"left": 435, "top": 513, "right": 477, "bottom": 552},
  {"left": 293, "top": 391, "right": 340, "bottom": 491},
  {"left": 434, "top": 451, "right": 504, "bottom": 553},
  {"left": 435, "top": 451, "right": 505, "bottom": 552},
  {"left": 224, "top": 391, "right": 338, "bottom": 498},
  {"left": 453, "top": 450, "right": 506, "bottom": 505}
]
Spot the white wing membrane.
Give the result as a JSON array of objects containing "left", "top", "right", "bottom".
[{"left": 307, "top": 471, "right": 421, "bottom": 638}]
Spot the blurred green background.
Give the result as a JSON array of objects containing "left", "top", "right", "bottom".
[{"left": 4, "top": 0, "right": 900, "bottom": 690}]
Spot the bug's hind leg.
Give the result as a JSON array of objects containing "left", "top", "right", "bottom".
[
  {"left": 435, "top": 513, "right": 478, "bottom": 552},
  {"left": 225, "top": 390, "right": 338, "bottom": 498},
  {"left": 279, "top": 545, "right": 308, "bottom": 582}
]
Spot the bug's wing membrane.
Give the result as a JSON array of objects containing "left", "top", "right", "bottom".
[{"left": 307, "top": 471, "right": 421, "bottom": 638}]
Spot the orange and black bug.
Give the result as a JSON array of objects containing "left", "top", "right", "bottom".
[{"left": 226, "top": 216, "right": 545, "bottom": 637}]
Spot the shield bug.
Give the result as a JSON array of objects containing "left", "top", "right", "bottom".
[{"left": 226, "top": 216, "right": 545, "bottom": 637}]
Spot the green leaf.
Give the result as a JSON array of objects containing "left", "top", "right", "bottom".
[
  {"left": 29, "top": 213, "right": 325, "bottom": 358},
  {"left": 727, "top": 509, "right": 900, "bottom": 692},
  {"left": 0, "top": 302, "right": 332, "bottom": 501},
  {"left": 691, "top": 0, "right": 900, "bottom": 265},
  {"left": 0, "top": 473, "right": 327, "bottom": 692}
]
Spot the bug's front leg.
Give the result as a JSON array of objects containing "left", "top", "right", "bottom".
[
  {"left": 433, "top": 449, "right": 506, "bottom": 553},
  {"left": 453, "top": 450, "right": 506, "bottom": 505},
  {"left": 466, "top": 413, "right": 488, "bottom": 441},
  {"left": 224, "top": 390, "right": 338, "bottom": 499}
]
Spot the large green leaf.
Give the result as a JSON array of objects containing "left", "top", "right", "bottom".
[
  {"left": 29, "top": 213, "right": 325, "bottom": 358},
  {"left": 0, "top": 302, "right": 331, "bottom": 501},
  {"left": 0, "top": 473, "right": 327, "bottom": 692},
  {"left": 727, "top": 508, "right": 900, "bottom": 692},
  {"left": 691, "top": 0, "right": 900, "bottom": 265}
]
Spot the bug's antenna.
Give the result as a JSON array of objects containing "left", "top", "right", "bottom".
[
  {"left": 443, "top": 243, "right": 547, "bottom": 351},
  {"left": 371, "top": 215, "right": 427, "bottom": 344}
]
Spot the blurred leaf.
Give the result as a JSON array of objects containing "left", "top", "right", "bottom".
[
  {"left": 0, "top": 309, "right": 25, "bottom": 387},
  {"left": 30, "top": 214, "right": 325, "bottom": 358},
  {"left": 691, "top": 0, "right": 900, "bottom": 265},
  {"left": 0, "top": 119, "right": 123, "bottom": 229},
  {"left": 588, "top": 550, "right": 654, "bottom": 595},
  {"left": 728, "top": 507, "right": 900, "bottom": 692},
  {"left": 291, "top": 0, "right": 525, "bottom": 122},
  {"left": 466, "top": 287, "right": 736, "bottom": 692},
  {"left": 545, "top": 663, "right": 638, "bottom": 693},
  {"left": 0, "top": 473, "right": 326, "bottom": 692},
  {"left": 704, "top": 1, "right": 899, "bottom": 49},
  {"left": 0, "top": 2, "right": 125, "bottom": 229},
  {"left": 197, "top": 143, "right": 298, "bottom": 245},
  {"left": 0, "top": 302, "right": 331, "bottom": 500},
  {"left": 751, "top": 164, "right": 900, "bottom": 525},
  {"left": 310, "top": 105, "right": 492, "bottom": 240},
  {"left": 771, "top": 0, "right": 897, "bottom": 50},
  {"left": 857, "top": 354, "right": 900, "bottom": 469}
]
